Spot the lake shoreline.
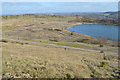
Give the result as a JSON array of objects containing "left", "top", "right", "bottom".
[
  {"left": 2, "top": 14, "right": 118, "bottom": 42},
  {"left": 65, "top": 23, "right": 119, "bottom": 42}
]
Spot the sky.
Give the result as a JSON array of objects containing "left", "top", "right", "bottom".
[
  {"left": 0, "top": 0, "right": 119, "bottom": 15},
  {"left": 1, "top": 0, "right": 120, "bottom": 2}
]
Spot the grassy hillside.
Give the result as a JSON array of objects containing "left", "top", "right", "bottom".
[
  {"left": 1, "top": 14, "right": 119, "bottom": 78},
  {"left": 2, "top": 41, "right": 119, "bottom": 78}
]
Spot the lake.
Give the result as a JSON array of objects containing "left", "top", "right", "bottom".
[{"left": 66, "top": 24, "right": 119, "bottom": 41}]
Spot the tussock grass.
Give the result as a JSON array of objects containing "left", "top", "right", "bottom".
[
  {"left": 2, "top": 14, "right": 119, "bottom": 78},
  {"left": 2, "top": 42, "right": 119, "bottom": 78}
]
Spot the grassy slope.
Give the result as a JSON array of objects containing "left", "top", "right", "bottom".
[
  {"left": 2, "top": 42, "right": 118, "bottom": 78},
  {"left": 2, "top": 15, "right": 118, "bottom": 52},
  {"left": 1, "top": 15, "right": 119, "bottom": 78}
]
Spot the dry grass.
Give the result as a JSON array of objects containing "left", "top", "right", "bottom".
[
  {"left": 2, "top": 42, "right": 119, "bottom": 78},
  {"left": 2, "top": 15, "right": 119, "bottom": 78}
]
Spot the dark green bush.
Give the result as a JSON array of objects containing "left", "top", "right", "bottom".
[
  {"left": 100, "top": 61, "right": 108, "bottom": 68},
  {"left": 100, "top": 50, "right": 104, "bottom": 53},
  {"left": 49, "top": 39, "right": 58, "bottom": 42},
  {"left": 0, "top": 39, "right": 8, "bottom": 43},
  {"left": 91, "top": 72, "right": 102, "bottom": 78},
  {"left": 75, "top": 39, "right": 89, "bottom": 43},
  {"left": 54, "top": 29, "right": 62, "bottom": 31},
  {"left": 64, "top": 73, "right": 74, "bottom": 78},
  {"left": 100, "top": 44, "right": 104, "bottom": 47}
]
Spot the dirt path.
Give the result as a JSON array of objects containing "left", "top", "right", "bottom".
[{"left": 2, "top": 38, "right": 117, "bottom": 54}]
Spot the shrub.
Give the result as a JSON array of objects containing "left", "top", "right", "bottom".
[
  {"left": 70, "top": 32, "right": 73, "bottom": 35},
  {"left": 91, "top": 72, "right": 102, "bottom": 78},
  {"left": 26, "top": 29, "right": 32, "bottom": 31},
  {"left": 16, "top": 41, "right": 24, "bottom": 45},
  {"left": 41, "top": 23, "right": 44, "bottom": 24},
  {"left": 0, "top": 39, "right": 8, "bottom": 43},
  {"left": 54, "top": 29, "right": 62, "bottom": 31},
  {"left": 100, "top": 61, "right": 108, "bottom": 68},
  {"left": 49, "top": 39, "right": 58, "bottom": 42},
  {"left": 64, "top": 73, "right": 74, "bottom": 78},
  {"left": 100, "top": 50, "right": 104, "bottom": 53},
  {"left": 25, "top": 43, "right": 28, "bottom": 44},
  {"left": 103, "top": 56, "right": 107, "bottom": 60},
  {"left": 75, "top": 39, "right": 89, "bottom": 43},
  {"left": 100, "top": 44, "right": 104, "bottom": 47}
]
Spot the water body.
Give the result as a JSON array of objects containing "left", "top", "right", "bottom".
[{"left": 66, "top": 24, "right": 119, "bottom": 41}]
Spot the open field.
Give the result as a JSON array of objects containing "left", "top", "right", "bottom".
[
  {"left": 1, "top": 14, "right": 119, "bottom": 78},
  {"left": 2, "top": 41, "right": 119, "bottom": 78}
]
